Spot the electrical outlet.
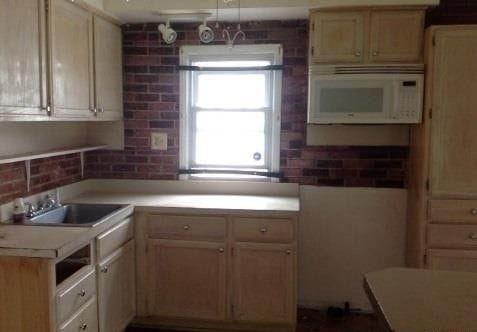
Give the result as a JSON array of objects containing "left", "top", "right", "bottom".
[{"left": 151, "top": 132, "right": 168, "bottom": 150}]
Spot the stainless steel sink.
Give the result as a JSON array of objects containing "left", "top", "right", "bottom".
[{"left": 22, "top": 204, "right": 126, "bottom": 227}]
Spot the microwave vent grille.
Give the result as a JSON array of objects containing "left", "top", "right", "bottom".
[{"left": 311, "top": 65, "right": 425, "bottom": 75}]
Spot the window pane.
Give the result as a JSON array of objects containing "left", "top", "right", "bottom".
[
  {"left": 194, "top": 112, "right": 265, "bottom": 167},
  {"left": 195, "top": 73, "right": 268, "bottom": 109},
  {"left": 193, "top": 60, "right": 271, "bottom": 68}
]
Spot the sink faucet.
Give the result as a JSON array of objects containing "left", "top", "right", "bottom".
[{"left": 25, "top": 190, "right": 61, "bottom": 219}]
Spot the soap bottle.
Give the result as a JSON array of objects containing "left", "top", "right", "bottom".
[{"left": 12, "top": 198, "right": 26, "bottom": 223}]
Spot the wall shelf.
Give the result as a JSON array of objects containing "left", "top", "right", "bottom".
[{"left": 0, "top": 145, "right": 107, "bottom": 192}]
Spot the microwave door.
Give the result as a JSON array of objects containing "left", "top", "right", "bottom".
[{"left": 309, "top": 76, "right": 394, "bottom": 124}]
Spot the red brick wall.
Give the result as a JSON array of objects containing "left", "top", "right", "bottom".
[
  {"left": 0, "top": 154, "right": 82, "bottom": 204},
  {"left": 86, "top": 21, "right": 408, "bottom": 188}
]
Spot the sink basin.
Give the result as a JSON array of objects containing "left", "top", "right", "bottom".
[{"left": 24, "top": 204, "right": 126, "bottom": 227}]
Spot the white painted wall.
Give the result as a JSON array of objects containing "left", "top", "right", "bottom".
[{"left": 298, "top": 186, "right": 407, "bottom": 311}]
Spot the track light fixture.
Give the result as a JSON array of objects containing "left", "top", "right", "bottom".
[
  {"left": 198, "top": 19, "right": 215, "bottom": 44},
  {"left": 158, "top": 20, "right": 177, "bottom": 44}
]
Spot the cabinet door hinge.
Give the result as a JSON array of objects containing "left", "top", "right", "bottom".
[
  {"left": 432, "top": 35, "right": 436, "bottom": 47},
  {"left": 231, "top": 247, "right": 234, "bottom": 256},
  {"left": 429, "top": 108, "right": 432, "bottom": 119},
  {"left": 231, "top": 304, "right": 235, "bottom": 315},
  {"left": 425, "top": 179, "right": 430, "bottom": 191},
  {"left": 423, "top": 254, "right": 428, "bottom": 266},
  {"left": 312, "top": 22, "right": 315, "bottom": 32},
  {"left": 311, "top": 47, "right": 314, "bottom": 56}
]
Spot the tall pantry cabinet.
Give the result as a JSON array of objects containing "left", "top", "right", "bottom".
[{"left": 407, "top": 26, "right": 477, "bottom": 270}]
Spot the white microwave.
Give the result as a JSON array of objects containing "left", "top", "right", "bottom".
[{"left": 308, "top": 65, "right": 424, "bottom": 124}]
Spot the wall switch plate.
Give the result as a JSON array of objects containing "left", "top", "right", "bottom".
[{"left": 151, "top": 132, "right": 168, "bottom": 150}]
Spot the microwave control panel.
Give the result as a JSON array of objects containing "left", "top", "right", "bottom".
[{"left": 393, "top": 80, "right": 423, "bottom": 122}]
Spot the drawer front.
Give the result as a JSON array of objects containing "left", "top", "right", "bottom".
[
  {"left": 427, "top": 249, "right": 477, "bottom": 273},
  {"left": 56, "top": 269, "right": 97, "bottom": 325},
  {"left": 233, "top": 217, "right": 294, "bottom": 243},
  {"left": 97, "top": 217, "right": 134, "bottom": 259},
  {"left": 58, "top": 297, "right": 98, "bottom": 332},
  {"left": 147, "top": 215, "right": 226, "bottom": 241},
  {"left": 428, "top": 224, "right": 477, "bottom": 249},
  {"left": 429, "top": 200, "right": 477, "bottom": 223}
]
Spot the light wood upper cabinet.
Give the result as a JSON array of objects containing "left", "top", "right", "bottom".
[
  {"left": 146, "top": 239, "right": 227, "bottom": 321},
  {"left": 369, "top": 10, "right": 424, "bottom": 63},
  {"left": 0, "top": 0, "right": 48, "bottom": 119},
  {"left": 94, "top": 16, "right": 123, "bottom": 121},
  {"left": 310, "top": 8, "right": 425, "bottom": 64},
  {"left": 232, "top": 243, "right": 295, "bottom": 324},
  {"left": 310, "top": 12, "right": 365, "bottom": 63},
  {"left": 97, "top": 239, "right": 136, "bottom": 332},
  {"left": 429, "top": 29, "right": 477, "bottom": 197},
  {"left": 49, "top": 0, "right": 94, "bottom": 118}
]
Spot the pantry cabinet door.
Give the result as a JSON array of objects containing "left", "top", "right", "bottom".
[
  {"left": 0, "top": 0, "right": 48, "bottom": 119},
  {"left": 94, "top": 16, "right": 123, "bottom": 121},
  {"left": 98, "top": 240, "right": 136, "bottom": 332},
  {"left": 310, "top": 12, "right": 365, "bottom": 63},
  {"left": 430, "top": 29, "right": 477, "bottom": 196},
  {"left": 147, "top": 239, "right": 227, "bottom": 321},
  {"left": 232, "top": 243, "right": 295, "bottom": 324},
  {"left": 369, "top": 10, "right": 424, "bottom": 63},
  {"left": 49, "top": 0, "right": 94, "bottom": 119}
]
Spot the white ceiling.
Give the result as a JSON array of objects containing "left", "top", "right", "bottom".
[{"left": 101, "top": 0, "right": 440, "bottom": 23}]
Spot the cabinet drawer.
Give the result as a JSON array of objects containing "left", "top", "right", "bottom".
[
  {"left": 147, "top": 215, "right": 226, "bottom": 241},
  {"left": 429, "top": 200, "right": 477, "bottom": 223},
  {"left": 56, "top": 268, "right": 96, "bottom": 325},
  {"left": 58, "top": 297, "right": 98, "bottom": 332},
  {"left": 427, "top": 249, "right": 477, "bottom": 273},
  {"left": 233, "top": 217, "right": 294, "bottom": 243},
  {"left": 428, "top": 224, "right": 477, "bottom": 249},
  {"left": 97, "top": 217, "right": 133, "bottom": 259}
]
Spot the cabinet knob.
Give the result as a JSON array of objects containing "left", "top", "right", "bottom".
[
  {"left": 259, "top": 228, "right": 268, "bottom": 234},
  {"left": 80, "top": 323, "right": 88, "bottom": 330},
  {"left": 286, "top": 250, "right": 292, "bottom": 255},
  {"left": 101, "top": 266, "right": 109, "bottom": 273},
  {"left": 90, "top": 108, "right": 98, "bottom": 116},
  {"left": 183, "top": 225, "right": 190, "bottom": 231},
  {"left": 372, "top": 51, "right": 379, "bottom": 56},
  {"left": 78, "top": 289, "right": 86, "bottom": 297},
  {"left": 470, "top": 209, "right": 477, "bottom": 216},
  {"left": 218, "top": 248, "right": 225, "bottom": 253},
  {"left": 355, "top": 51, "right": 361, "bottom": 57},
  {"left": 469, "top": 233, "right": 477, "bottom": 240}
]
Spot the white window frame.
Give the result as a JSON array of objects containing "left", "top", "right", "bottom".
[{"left": 179, "top": 45, "right": 283, "bottom": 179}]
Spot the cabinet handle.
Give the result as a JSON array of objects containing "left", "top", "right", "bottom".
[
  {"left": 286, "top": 250, "right": 292, "bottom": 255},
  {"left": 470, "top": 209, "right": 477, "bottom": 216},
  {"left": 355, "top": 51, "right": 361, "bottom": 57},
  {"left": 80, "top": 323, "right": 88, "bottom": 330},
  {"left": 101, "top": 266, "right": 109, "bottom": 273},
  {"left": 183, "top": 225, "right": 190, "bottom": 231},
  {"left": 78, "top": 289, "right": 86, "bottom": 297},
  {"left": 218, "top": 248, "right": 225, "bottom": 253},
  {"left": 99, "top": 107, "right": 105, "bottom": 113},
  {"left": 91, "top": 108, "right": 98, "bottom": 116},
  {"left": 469, "top": 233, "right": 477, "bottom": 240},
  {"left": 372, "top": 51, "right": 379, "bottom": 56},
  {"left": 259, "top": 228, "right": 268, "bottom": 234}
]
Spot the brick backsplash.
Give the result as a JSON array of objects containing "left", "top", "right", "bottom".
[
  {"left": 2, "top": 4, "right": 468, "bottom": 204},
  {"left": 85, "top": 20, "right": 409, "bottom": 187},
  {"left": 0, "top": 154, "right": 82, "bottom": 204}
]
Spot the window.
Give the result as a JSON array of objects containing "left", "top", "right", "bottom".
[{"left": 179, "top": 45, "right": 283, "bottom": 180}]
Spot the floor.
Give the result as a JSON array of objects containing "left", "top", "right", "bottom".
[{"left": 127, "top": 309, "right": 387, "bottom": 332}]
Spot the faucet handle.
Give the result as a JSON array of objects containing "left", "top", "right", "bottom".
[{"left": 25, "top": 202, "right": 36, "bottom": 218}]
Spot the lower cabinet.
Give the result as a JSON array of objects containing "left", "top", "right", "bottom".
[
  {"left": 427, "top": 249, "right": 477, "bottom": 273},
  {"left": 137, "top": 212, "right": 298, "bottom": 331},
  {"left": 97, "top": 239, "right": 136, "bottom": 332},
  {"left": 232, "top": 244, "right": 294, "bottom": 324},
  {"left": 146, "top": 239, "right": 227, "bottom": 320}
]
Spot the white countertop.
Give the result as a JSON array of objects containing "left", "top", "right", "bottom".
[
  {"left": 69, "top": 192, "right": 300, "bottom": 213},
  {"left": 365, "top": 268, "right": 477, "bottom": 332}
]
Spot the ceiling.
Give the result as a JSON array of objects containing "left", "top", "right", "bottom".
[{"left": 101, "top": 0, "right": 440, "bottom": 23}]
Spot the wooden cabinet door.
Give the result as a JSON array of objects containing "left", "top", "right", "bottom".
[
  {"left": 98, "top": 240, "right": 136, "bottom": 332},
  {"left": 147, "top": 239, "right": 227, "bottom": 321},
  {"left": 232, "top": 243, "right": 295, "bottom": 324},
  {"left": 429, "top": 29, "right": 477, "bottom": 196},
  {"left": 50, "top": 0, "right": 94, "bottom": 119},
  {"left": 310, "top": 12, "right": 365, "bottom": 63},
  {"left": 94, "top": 16, "right": 123, "bottom": 121},
  {"left": 369, "top": 10, "right": 424, "bottom": 63},
  {"left": 428, "top": 249, "right": 477, "bottom": 273},
  {"left": 0, "top": 0, "right": 48, "bottom": 119}
]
